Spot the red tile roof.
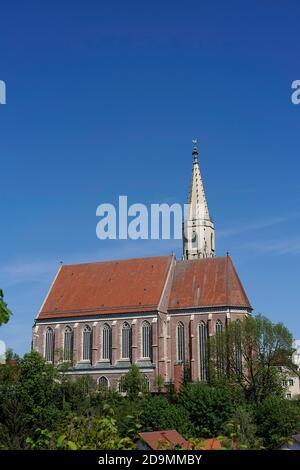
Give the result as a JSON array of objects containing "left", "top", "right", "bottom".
[
  {"left": 200, "top": 438, "right": 223, "bottom": 450},
  {"left": 138, "top": 430, "right": 190, "bottom": 450},
  {"left": 168, "top": 256, "right": 251, "bottom": 310},
  {"left": 38, "top": 256, "right": 173, "bottom": 319},
  {"left": 37, "top": 255, "right": 251, "bottom": 320}
]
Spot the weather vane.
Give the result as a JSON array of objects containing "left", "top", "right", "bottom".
[{"left": 192, "top": 139, "right": 197, "bottom": 146}]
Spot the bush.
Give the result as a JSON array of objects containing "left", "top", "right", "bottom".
[
  {"left": 139, "top": 395, "right": 192, "bottom": 437},
  {"left": 255, "top": 397, "right": 300, "bottom": 449},
  {"left": 179, "top": 382, "right": 235, "bottom": 437}
]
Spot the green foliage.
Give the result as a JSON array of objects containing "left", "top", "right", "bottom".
[
  {"left": 255, "top": 396, "right": 300, "bottom": 449},
  {"left": 26, "top": 411, "right": 135, "bottom": 450},
  {"left": 0, "top": 289, "right": 12, "bottom": 326},
  {"left": 138, "top": 395, "right": 191, "bottom": 437},
  {"left": 209, "top": 314, "right": 295, "bottom": 404},
  {"left": 179, "top": 382, "right": 236, "bottom": 437},
  {"left": 18, "top": 351, "right": 66, "bottom": 428},
  {"left": 154, "top": 374, "right": 165, "bottom": 393},
  {"left": 225, "top": 406, "right": 263, "bottom": 449},
  {"left": 0, "top": 312, "right": 298, "bottom": 451},
  {"left": 122, "top": 364, "right": 148, "bottom": 400}
]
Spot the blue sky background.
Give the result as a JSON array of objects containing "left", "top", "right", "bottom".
[{"left": 0, "top": 0, "right": 300, "bottom": 355}]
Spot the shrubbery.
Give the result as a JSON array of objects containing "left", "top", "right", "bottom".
[
  {"left": 1, "top": 322, "right": 300, "bottom": 450},
  {"left": 255, "top": 397, "right": 300, "bottom": 449},
  {"left": 178, "top": 382, "right": 237, "bottom": 437},
  {"left": 138, "top": 395, "right": 191, "bottom": 436}
]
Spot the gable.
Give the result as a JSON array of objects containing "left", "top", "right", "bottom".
[{"left": 168, "top": 256, "right": 251, "bottom": 310}]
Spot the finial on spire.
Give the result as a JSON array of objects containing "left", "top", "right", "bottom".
[{"left": 192, "top": 139, "right": 198, "bottom": 161}]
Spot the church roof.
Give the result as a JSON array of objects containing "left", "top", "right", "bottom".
[
  {"left": 37, "top": 255, "right": 251, "bottom": 320},
  {"left": 38, "top": 255, "right": 173, "bottom": 319},
  {"left": 168, "top": 256, "right": 251, "bottom": 310}
]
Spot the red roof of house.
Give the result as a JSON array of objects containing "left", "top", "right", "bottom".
[
  {"left": 168, "top": 256, "right": 251, "bottom": 310},
  {"left": 200, "top": 438, "right": 223, "bottom": 450},
  {"left": 38, "top": 255, "right": 173, "bottom": 319},
  {"left": 138, "top": 430, "right": 190, "bottom": 450},
  {"left": 37, "top": 255, "right": 251, "bottom": 320}
]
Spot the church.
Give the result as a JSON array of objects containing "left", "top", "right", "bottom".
[{"left": 32, "top": 143, "right": 252, "bottom": 391}]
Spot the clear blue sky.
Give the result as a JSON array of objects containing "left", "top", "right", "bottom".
[{"left": 0, "top": 1, "right": 299, "bottom": 355}]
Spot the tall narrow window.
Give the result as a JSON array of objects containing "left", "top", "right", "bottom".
[
  {"left": 177, "top": 322, "right": 185, "bottom": 363},
  {"left": 215, "top": 320, "right": 224, "bottom": 374},
  {"left": 199, "top": 321, "right": 208, "bottom": 381},
  {"left": 63, "top": 326, "right": 73, "bottom": 362},
  {"left": 102, "top": 323, "right": 112, "bottom": 361},
  {"left": 142, "top": 321, "right": 152, "bottom": 359},
  {"left": 163, "top": 321, "right": 167, "bottom": 360},
  {"left": 83, "top": 325, "right": 92, "bottom": 362},
  {"left": 143, "top": 375, "right": 150, "bottom": 392},
  {"left": 235, "top": 320, "right": 242, "bottom": 377},
  {"left": 45, "top": 327, "right": 54, "bottom": 363},
  {"left": 118, "top": 375, "right": 126, "bottom": 393},
  {"left": 122, "top": 322, "right": 132, "bottom": 360}
]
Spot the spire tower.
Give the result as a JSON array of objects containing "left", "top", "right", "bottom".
[{"left": 183, "top": 140, "right": 215, "bottom": 260}]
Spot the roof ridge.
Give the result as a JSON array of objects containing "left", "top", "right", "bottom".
[{"left": 61, "top": 254, "right": 173, "bottom": 268}]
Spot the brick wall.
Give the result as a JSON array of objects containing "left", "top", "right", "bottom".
[{"left": 33, "top": 310, "right": 248, "bottom": 391}]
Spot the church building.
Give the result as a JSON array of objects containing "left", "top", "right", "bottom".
[{"left": 32, "top": 143, "right": 252, "bottom": 391}]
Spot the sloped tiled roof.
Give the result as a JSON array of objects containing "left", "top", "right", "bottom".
[
  {"left": 37, "top": 254, "right": 251, "bottom": 320},
  {"left": 168, "top": 256, "right": 251, "bottom": 310},
  {"left": 38, "top": 255, "right": 173, "bottom": 319},
  {"left": 138, "top": 430, "right": 190, "bottom": 450}
]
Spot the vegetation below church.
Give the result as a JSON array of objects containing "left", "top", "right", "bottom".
[{"left": 0, "top": 315, "right": 300, "bottom": 450}]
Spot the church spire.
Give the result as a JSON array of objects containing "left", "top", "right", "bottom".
[{"left": 183, "top": 140, "right": 215, "bottom": 260}]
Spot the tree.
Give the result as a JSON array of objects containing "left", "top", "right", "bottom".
[
  {"left": 0, "top": 289, "right": 12, "bottom": 325},
  {"left": 255, "top": 396, "right": 300, "bottom": 449},
  {"left": 18, "top": 351, "right": 67, "bottom": 429},
  {"left": 179, "top": 382, "right": 235, "bottom": 437},
  {"left": 209, "top": 315, "right": 295, "bottom": 404},
  {"left": 122, "top": 364, "right": 148, "bottom": 400},
  {"left": 26, "top": 409, "right": 135, "bottom": 450},
  {"left": 138, "top": 395, "right": 191, "bottom": 437}
]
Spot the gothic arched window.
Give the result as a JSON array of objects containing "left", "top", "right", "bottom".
[
  {"left": 235, "top": 320, "right": 242, "bottom": 377},
  {"left": 45, "top": 327, "right": 54, "bottom": 363},
  {"left": 143, "top": 375, "right": 150, "bottom": 392},
  {"left": 121, "top": 322, "right": 132, "bottom": 360},
  {"left": 98, "top": 376, "right": 109, "bottom": 390},
  {"left": 63, "top": 326, "right": 74, "bottom": 362},
  {"left": 142, "top": 321, "right": 152, "bottom": 359},
  {"left": 199, "top": 321, "right": 208, "bottom": 381},
  {"left": 118, "top": 375, "right": 126, "bottom": 393},
  {"left": 177, "top": 321, "right": 185, "bottom": 363},
  {"left": 102, "top": 323, "right": 112, "bottom": 362},
  {"left": 82, "top": 325, "right": 92, "bottom": 362},
  {"left": 215, "top": 320, "right": 224, "bottom": 374}
]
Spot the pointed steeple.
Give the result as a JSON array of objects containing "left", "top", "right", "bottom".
[
  {"left": 183, "top": 140, "right": 215, "bottom": 260},
  {"left": 187, "top": 140, "right": 211, "bottom": 221}
]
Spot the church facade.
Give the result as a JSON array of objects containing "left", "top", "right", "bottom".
[{"left": 32, "top": 143, "right": 252, "bottom": 391}]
